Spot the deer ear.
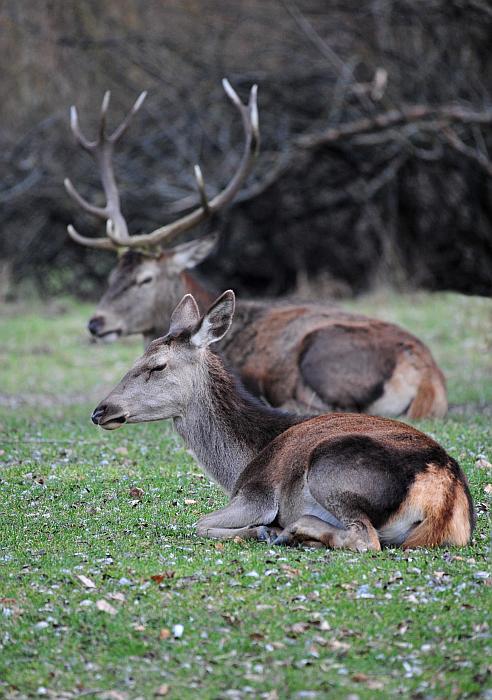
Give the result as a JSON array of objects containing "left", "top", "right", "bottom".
[
  {"left": 191, "top": 290, "right": 235, "bottom": 348},
  {"left": 169, "top": 294, "right": 201, "bottom": 335},
  {"left": 168, "top": 233, "right": 218, "bottom": 271}
]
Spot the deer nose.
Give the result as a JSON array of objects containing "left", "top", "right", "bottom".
[
  {"left": 91, "top": 405, "right": 106, "bottom": 425},
  {"left": 88, "top": 316, "right": 104, "bottom": 336}
]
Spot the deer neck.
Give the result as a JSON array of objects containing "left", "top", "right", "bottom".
[
  {"left": 180, "top": 271, "right": 216, "bottom": 311},
  {"left": 173, "top": 352, "right": 299, "bottom": 495}
]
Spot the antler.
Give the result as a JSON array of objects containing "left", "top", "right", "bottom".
[
  {"left": 64, "top": 91, "right": 147, "bottom": 250},
  {"left": 65, "top": 80, "right": 259, "bottom": 251}
]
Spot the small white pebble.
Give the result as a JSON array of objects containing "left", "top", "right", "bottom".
[
  {"left": 34, "top": 621, "right": 49, "bottom": 630},
  {"left": 173, "top": 624, "right": 184, "bottom": 638}
]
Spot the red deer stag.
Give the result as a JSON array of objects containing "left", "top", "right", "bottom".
[
  {"left": 65, "top": 82, "right": 447, "bottom": 419},
  {"left": 92, "top": 291, "right": 473, "bottom": 551}
]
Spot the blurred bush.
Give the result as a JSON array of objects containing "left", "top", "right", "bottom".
[{"left": 1, "top": 0, "right": 491, "bottom": 299}]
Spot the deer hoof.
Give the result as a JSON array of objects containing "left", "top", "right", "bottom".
[{"left": 272, "top": 533, "right": 295, "bottom": 547}]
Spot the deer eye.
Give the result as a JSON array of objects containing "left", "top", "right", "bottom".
[
  {"left": 150, "top": 363, "right": 167, "bottom": 373},
  {"left": 138, "top": 276, "right": 154, "bottom": 286}
]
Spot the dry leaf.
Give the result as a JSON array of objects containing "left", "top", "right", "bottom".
[
  {"left": 76, "top": 574, "right": 96, "bottom": 589},
  {"left": 155, "top": 685, "right": 170, "bottom": 697},
  {"left": 150, "top": 572, "right": 175, "bottom": 584},
  {"left": 115, "top": 446, "right": 128, "bottom": 455},
  {"left": 184, "top": 499, "right": 197, "bottom": 505},
  {"left": 214, "top": 542, "right": 224, "bottom": 551},
  {"left": 96, "top": 599, "right": 117, "bottom": 616},
  {"left": 133, "top": 624, "right": 146, "bottom": 632},
  {"left": 159, "top": 628, "right": 171, "bottom": 640},
  {"left": 484, "top": 484, "right": 492, "bottom": 494},
  {"left": 129, "top": 486, "right": 144, "bottom": 499},
  {"left": 108, "top": 592, "right": 125, "bottom": 602},
  {"left": 328, "top": 639, "right": 350, "bottom": 653},
  {"left": 280, "top": 564, "right": 301, "bottom": 576},
  {"left": 476, "top": 457, "right": 492, "bottom": 470},
  {"left": 289, "top": 622, "right": 310, "bottom": 635}
]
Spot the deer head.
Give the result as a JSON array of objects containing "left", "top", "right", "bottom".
[
  {"left": 87, "top": 235, "right": 218, "bottom": 341},
  {"left": 91, "top": 290, "right": 235, "bottom": 429},
  {"left": 64, "top": 81, "right": 259, "bottom": 341}
]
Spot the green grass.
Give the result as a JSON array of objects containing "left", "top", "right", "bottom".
[{"left": 0, "top": 293, "right": 491, "bottom": 699}]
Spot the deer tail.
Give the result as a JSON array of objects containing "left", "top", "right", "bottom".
[
  {"left": 402, "top": 463, "right": 474, "bottom": 549},
  {"left": 407, "top": 369, "right": 448, "bottom": 419}
]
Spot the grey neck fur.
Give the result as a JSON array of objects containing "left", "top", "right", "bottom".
[
  {"left": 172, "top": 355, "right": 298, "bottom": 495},
  {"left": 172, "top": 380, "right": 256, "bottom": 495}
]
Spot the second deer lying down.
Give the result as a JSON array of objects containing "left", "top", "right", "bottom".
[
  {"left": 92, "top": 291, "right": 474, "bottom": 551},
  {"left": 65, "top": 83, "right": 448, "bottom": 419}
]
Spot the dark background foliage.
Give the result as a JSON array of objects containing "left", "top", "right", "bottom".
[{"left": 1, "top": 0, "right": 492, "bottom": 300}]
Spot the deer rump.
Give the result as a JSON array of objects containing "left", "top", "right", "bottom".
[
  {"left": 233, "top": 305, "right": 447, "bottom": 419},
  {"left": 227, "top": 414, "right": 474, "bottom": 550}
]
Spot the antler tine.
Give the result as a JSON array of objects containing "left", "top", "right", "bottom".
[
  {"left": 109, "top": 91, "right": 148, "bottom": 144},
  {"left": 66, "top": 224, "right": 117, "bottom": 251},
  {"left": 64, "top": 178, "right": 107, "bottom": 220},
  {"left": 194, "top": 165, "right": 210, "bottom": 213},
  {"left": 119, "top": 79, "right": 260, "bottom": 248},
  {"left": 69, "top": 105, "right": 97, "bottom": 152},
  {"left": 99, "top": 91, "right": 111, "bottom": 142}
]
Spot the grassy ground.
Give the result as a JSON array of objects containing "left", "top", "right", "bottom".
[{"left": 0, "top": 293, "right": 491, "bottom": 700}]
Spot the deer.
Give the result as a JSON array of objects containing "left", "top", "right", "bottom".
[
  {"left": 91, "top": 290, "right": 474, "bottom": 551},
  {"left": 65, "top": 81, "right": 448, "bottom": 419}
]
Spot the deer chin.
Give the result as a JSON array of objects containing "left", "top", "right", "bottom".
[
  {"left": 99, "top": 414, "right": 128, "bottom": 430},
  {"left": 97, "top": 330, "right": 123, "bottom": 343}
]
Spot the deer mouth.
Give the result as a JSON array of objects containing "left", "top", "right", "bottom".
[
  {"left": 91, "top": 406, "right": 129, "bottom": 430},
  {"left": 99, "top": 415, "right": 127, "bottom": 430},
  {"left": 97, "top": 329, "right": 123, "bottom": 342}
]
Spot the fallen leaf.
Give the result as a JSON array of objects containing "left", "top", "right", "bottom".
[
  {"left": 484, "top": 484, "right": 492, "bottom": 495},
  {"left": 76, "top": 574, "right": 96, "bottom": 589},
  {"left": 328, "top": 639, "right": 350, "bottom": 653},
  {"left": 150, "top": 572, "right": 175, "bottom": 584},
  {"left": 184, "top": 499, "right": 197, "bottom": 505},
  {"left": 133, "top": 624, "right": 146, "bottom": 632},
  {"left": 249, "top": 632, "right": 265, "bottom": 640},
  {"left": 159, "top": 628, "right": 171, "bottom": 640},
  {"left": 115, "top": 446, "right": 129, "bottom": 455},
  {"left": 96, "top": 599, "right": 117, "bottom": 616},
  {"left": 108, "top": 592, "right": 125, "bottom": 602},
  {"left": 129, "top": 486, "right": 144, "bottom": 499},
  {"left": 288, "top": 622, "right": 310, "bottom": 636},
  {"left": 214, "top": 542, "right": 224, "bottom": 551},
  {"left": 280, "top": 564, "right": 301, "bottom": 576},
  {"left": 155, "top": 685, "right": 170, "bottom": 697},
  {"left": 476, "top": 457, "right": 492, "bottom": 470}
]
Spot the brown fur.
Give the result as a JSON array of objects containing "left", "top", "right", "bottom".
[
  {"left": 407, "top": 369, "right": 448, "bottom": 419},
  {"left": 93, "top": 291, "right": 472, "bottom": 551},
  {"left": 399, "top": 466, "right": 473, "bottom": 547},
  {"left": 90, "top": 251, "right": 448, "bottom": 418}
]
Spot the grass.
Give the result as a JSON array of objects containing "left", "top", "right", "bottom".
[{"left": 0, "top": 293, "right": 491, "bottom": 700}]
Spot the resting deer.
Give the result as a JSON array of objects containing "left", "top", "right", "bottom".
[
  {"left": 66, "top": 82, "right": 447, "bottom": 418},
  {"left": 92, "top": 291, "right": 473, "bottom": 551}
]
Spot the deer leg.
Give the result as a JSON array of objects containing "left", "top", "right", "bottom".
[
  {"left": 196, "top": 489, "right": 278, "bottom": 541},
  {"left": 273, "top": 514, "right": 380, "bottom": 552}
]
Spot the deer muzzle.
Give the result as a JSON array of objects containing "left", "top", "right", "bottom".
[
  {"left": 88, "top": 315, "right": 123, "bottom": 341},
  {"left": 91, "top": 403, "right": 129, "bottom": 430}
]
